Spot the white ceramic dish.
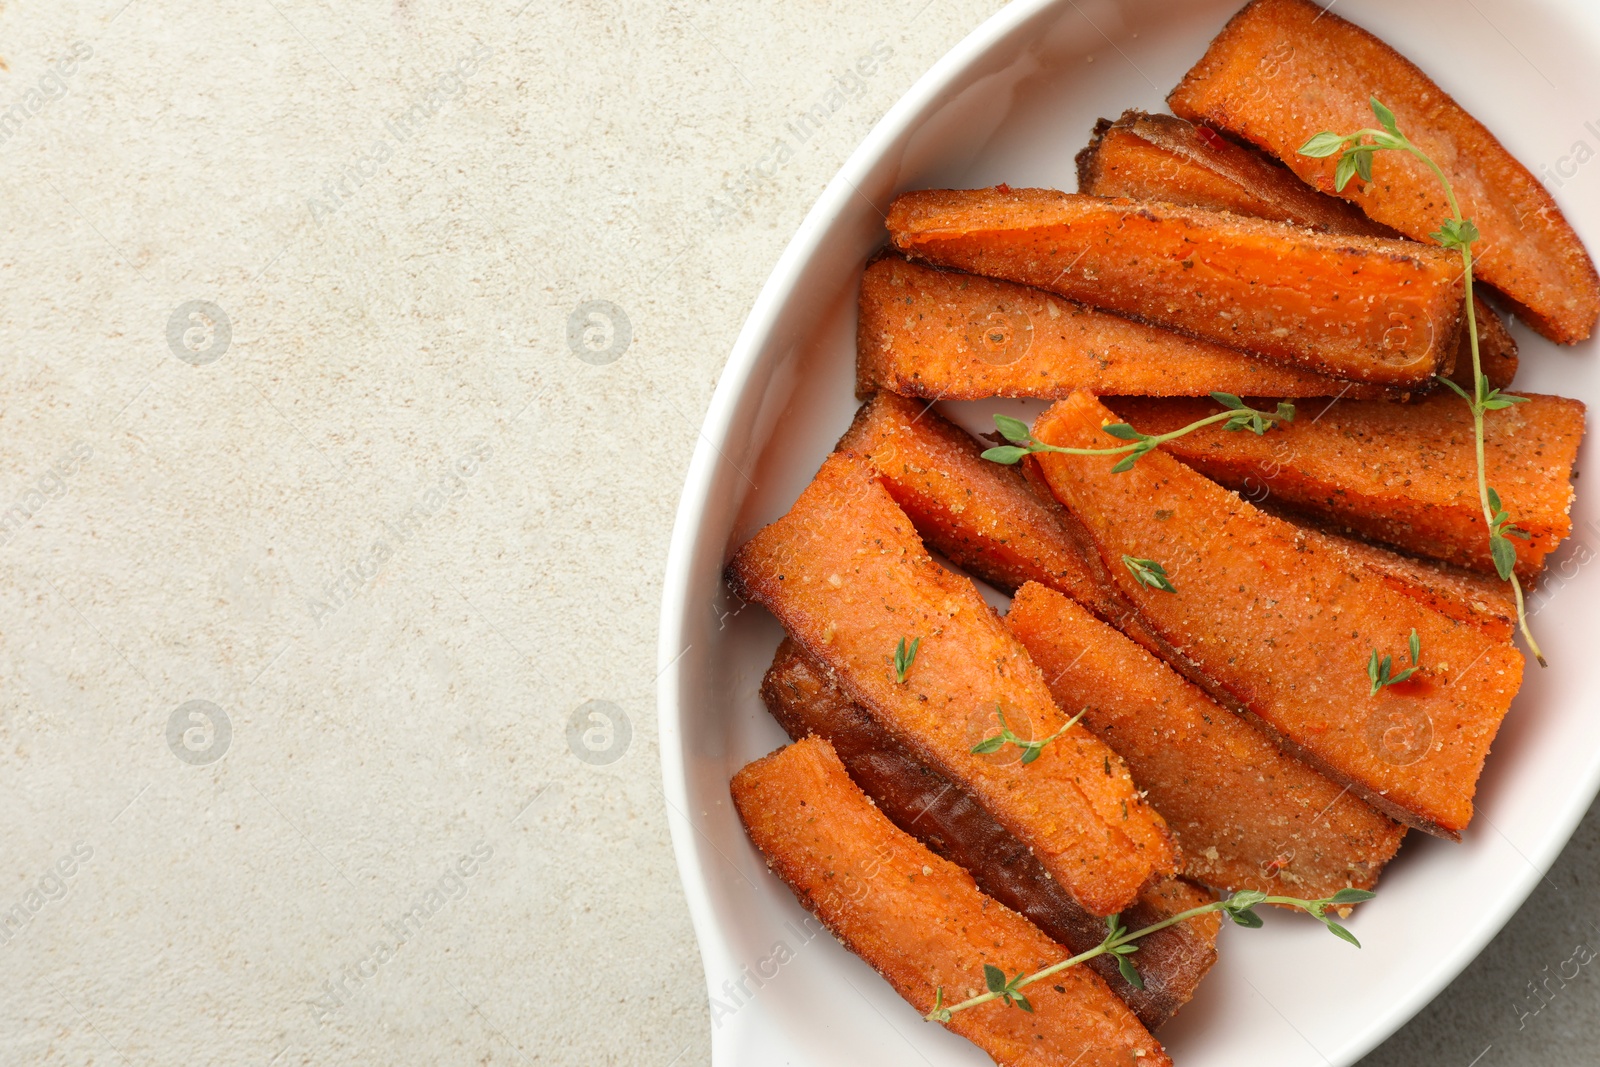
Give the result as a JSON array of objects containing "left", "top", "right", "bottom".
[{"left": 659, "top": 2, "right": 1600, "bottom": 1062}]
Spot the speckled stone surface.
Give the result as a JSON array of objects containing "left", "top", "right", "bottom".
[{"left": 0, "top": 2, "right": 1594, "bottom": 1065}]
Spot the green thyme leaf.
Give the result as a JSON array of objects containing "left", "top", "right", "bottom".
[
  {"left": 1329, "top": 888, "right": 1377, "bottom": 905},
  {"left": 1122, "top": 555, "right": 1176, "bottom": 593},
  {"left": 984, "top": 964, "right": 1006, "bottom": 994},
  {"left": 1101, "top": 422, "right": 1143, "bottom": 441},
  {"left": 1210, "top": 391, "right": 1246, "bottom": 410},
  {"left": 1298, "top": 131, "right": 1347, "bottom": 158},
  {"left": 1369, "top": 96, "right": 1399, "bottom": 134},
  {"left": 1117, "top": 954, "right": 1146, "bottom": 990},
  {"left": 981, "top": 445, "right": 1030, "bottom": 465},
  {"left": 993, "top": 414, "right": 1033, "bottom": 444},
  {"left": 1334, "top": 151, "right": 1359, "bottom": 191},
  {"left": 1323, "top": 918, "right": 1361, "bottom": 947},
  {"left": 894, "top": 636, "right": 920, "bottom": 684},
  {"left": 1490, "top": 532, "right": 1517, "bottom": 580}
]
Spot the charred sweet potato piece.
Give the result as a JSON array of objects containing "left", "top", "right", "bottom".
[
  {"left": 1168, "top": 0, "right": 1600, "bottom": 344},
  {"left": 1026, "top": 391, "right": 1524, "bottom": 838},
  {"left": 888, "top": 187, "right": 1464, "bottom": 386},
  {"left": 1077, "top": 110, "right": 1517, "bottom": 390},
  {"left": 1104, "top": 393, "right": 1585, "bottom": 581},
  {"left": 1006, "top": 582, "right": 1406, "bottom": 897},
  {"left": 856, "top": 255, "right": 1392, "bottom": 400},
  {"left": 761, "top": 638, "right": 1219, "bottom": 1030},
  {"left": 1078, "top": 110, "right": 1388, "bottom": 236},
  {"left": 728, "top": 452, "right": 1179, "bottom": 914},
  {"left": 732, "top": 737, "right": 1172, "bottom": 1065}
]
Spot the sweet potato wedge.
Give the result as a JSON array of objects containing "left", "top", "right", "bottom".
[
  {"left": 836, "top": 390, "right": 1108, "bottom": 611},
  {"left": 1168, "top": 0, "right": 1600, "bottom": 344},
  {"left": 732, "top": 737, "right": 1172, "bottom": 1065},
  {"left": 856, "top": 255, "right": 1394, "bottom": 400},
  {"left": 1281, "top": 514, "right": 1516, "bottom": 642},
  {"left": 728, "top": 452, "right": 1179, "bottom": 914},
  {"left": 1078, "top": 110, "right": 1388, "bottom": 236},
  {"left": 762, "top": 638, "right": 1220, "bottom": 1030},
  {"left": 1076, "top": 110, "right": 1517, "bottom": 390},
  {"left": 1006, "top": 582, "right": 1406, "bottom": 898},
  {"left": 842, "top": 390, "right": 1514, "bottom": 640},
  {"left": 1026, "top": 391, "right": 1524, "bottom": 838},
  {"left": 887, "top": 187, "right": 1464, "bottom": 387},
  {"left": 1104, "top": 393, "right": 1585, "bottom": 581}
]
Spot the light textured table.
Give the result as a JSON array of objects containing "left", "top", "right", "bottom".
[{"left": 0, "top": 2, "right": 1594, "bottom": 1064}]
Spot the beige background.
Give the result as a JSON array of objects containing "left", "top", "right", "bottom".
[{"left": 0, "top": 1, "right": 1595, "bottom": 1064}]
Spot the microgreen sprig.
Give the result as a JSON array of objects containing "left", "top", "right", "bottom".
[
  {"left": 926, "top": 887, "right": 1375, "bottom": 1023},
  {"left": 1122, "top": 555, "right": 1176, "bottom": 593},
  {"left": 1299, "top": 97, "right": 1546, "bottom": 666},
  {"left": 970, "top": 705, "right": 1086, "bottom": 765},
  {"left": 1368, "top": 628, "right": 1421, "bottom": 695},
  {"left": 982, "top": 393, "right": 1295, "bottom": 472},
  {"left": 893, "top": 636, "right": 920, "bottom": 684}
]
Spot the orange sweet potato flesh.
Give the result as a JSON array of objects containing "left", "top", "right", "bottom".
[
  {"left": 887, "top": 187, "right": 1464, "bottom": 387},
  {"left": 732, "top": 737, "right": 1172, "bottom": 1066},
  {"left": 1027, "top": 391, "right": 1524, "bottom": 838},
  {"left": 837, "top": 391, "right": 1108, "bottom": 611},
  {"left": 761, "top": 638, "right": 1220, "bottom": 1031},
  {"left": 1168, "top": 0, "right": 1600, "bottom": 345},
  {"left": 1105, "top": 393, "right": 1585, "bottom": 581},
  {"left": 728, "top": 452, "right": 1178, "bottom": 915},
  {"left": 842, "top": 390, "right": 1514, "bottom": 641},
  {"left": 1006, "top": 582, "right": 1405, "bottom": 897},
  {"left": 1076, "top": 110, "right": 1517, "bottom": 391},
  {"left": 856, "top": 254, "right": 1395, "bottom": 400}
]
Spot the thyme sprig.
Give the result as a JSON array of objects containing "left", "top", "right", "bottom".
[
  {"left": 982, "top": 392, "right": 1294, "bottom": 472},
  {"left": 970, "top": 705, "right": 1086, "bottom": 765},
  {"left": 1122, "top": 555, "right": 1176, "bottom": 593},
  {"left": 893, "top": 636, "right": 920, "bottom": 684},
  {"left": 1299, "top": 97, "right": 1546, "bottom": 666},
  {"left": 1369, "top": 629, "right": 1421, "bottom": 695},
  {"left": 926, "top": 887, "right": 1375, "bottom": 1023}
]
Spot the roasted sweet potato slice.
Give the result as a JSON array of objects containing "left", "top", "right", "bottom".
[
  {"left": 1078, "top": 110, "right": 1388, "bottom": 236},
  {"left": 1026, "top": 391, "right": 1524, "bottom": 838},
  {"left": 728, "top": 452, "right": 1178, "bottom": 914},
  {"left": 1281, "top": 514, "right": 1516, "bottom": 641},
  {"left": 1104, "top": 393, "right": 1585, "bottom": 581},
  {"left": 1006, "top": 582, "right": 1406, "bottom": 898},
  {"left": 842, "top": 390, "right": 1514, "bottom": 640},
  {"left": 856, "top": 255, "right": 1395, "bottom": 400},
  {"left": 1077, "top": 110, "right": 1517, "bottom": 390},
  {"left": 1168, "top": 0, "right": 1600, "bottom": 344},
  {"left": 888, "top": 187, "right": 1464, "bottom": 386},
  {"left": 762, "top": 638, "right": 1220, "bottom": 1030},
  {"left": 837, "top": 390, "right": 1108, "bottom": 611},
  {"left": 733, "top": 737, "right": 1172, "bottom": 1065}
]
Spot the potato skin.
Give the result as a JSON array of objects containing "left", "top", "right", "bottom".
[
  {"left": 1077, "top": 110, "right": 1517, "bottom": 390},
  {"left": 1169, "top": 0, "right": 1599, "bottom": 344},
  {"left": 1027, "top": 392, "right": 1524, "bottom": 839},
  {"left": 733, "top": 737, "right": 1172, "bottom": 1066},
  {"left": 888, "top": 187, "right": 1463, "bottom": 387}
]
